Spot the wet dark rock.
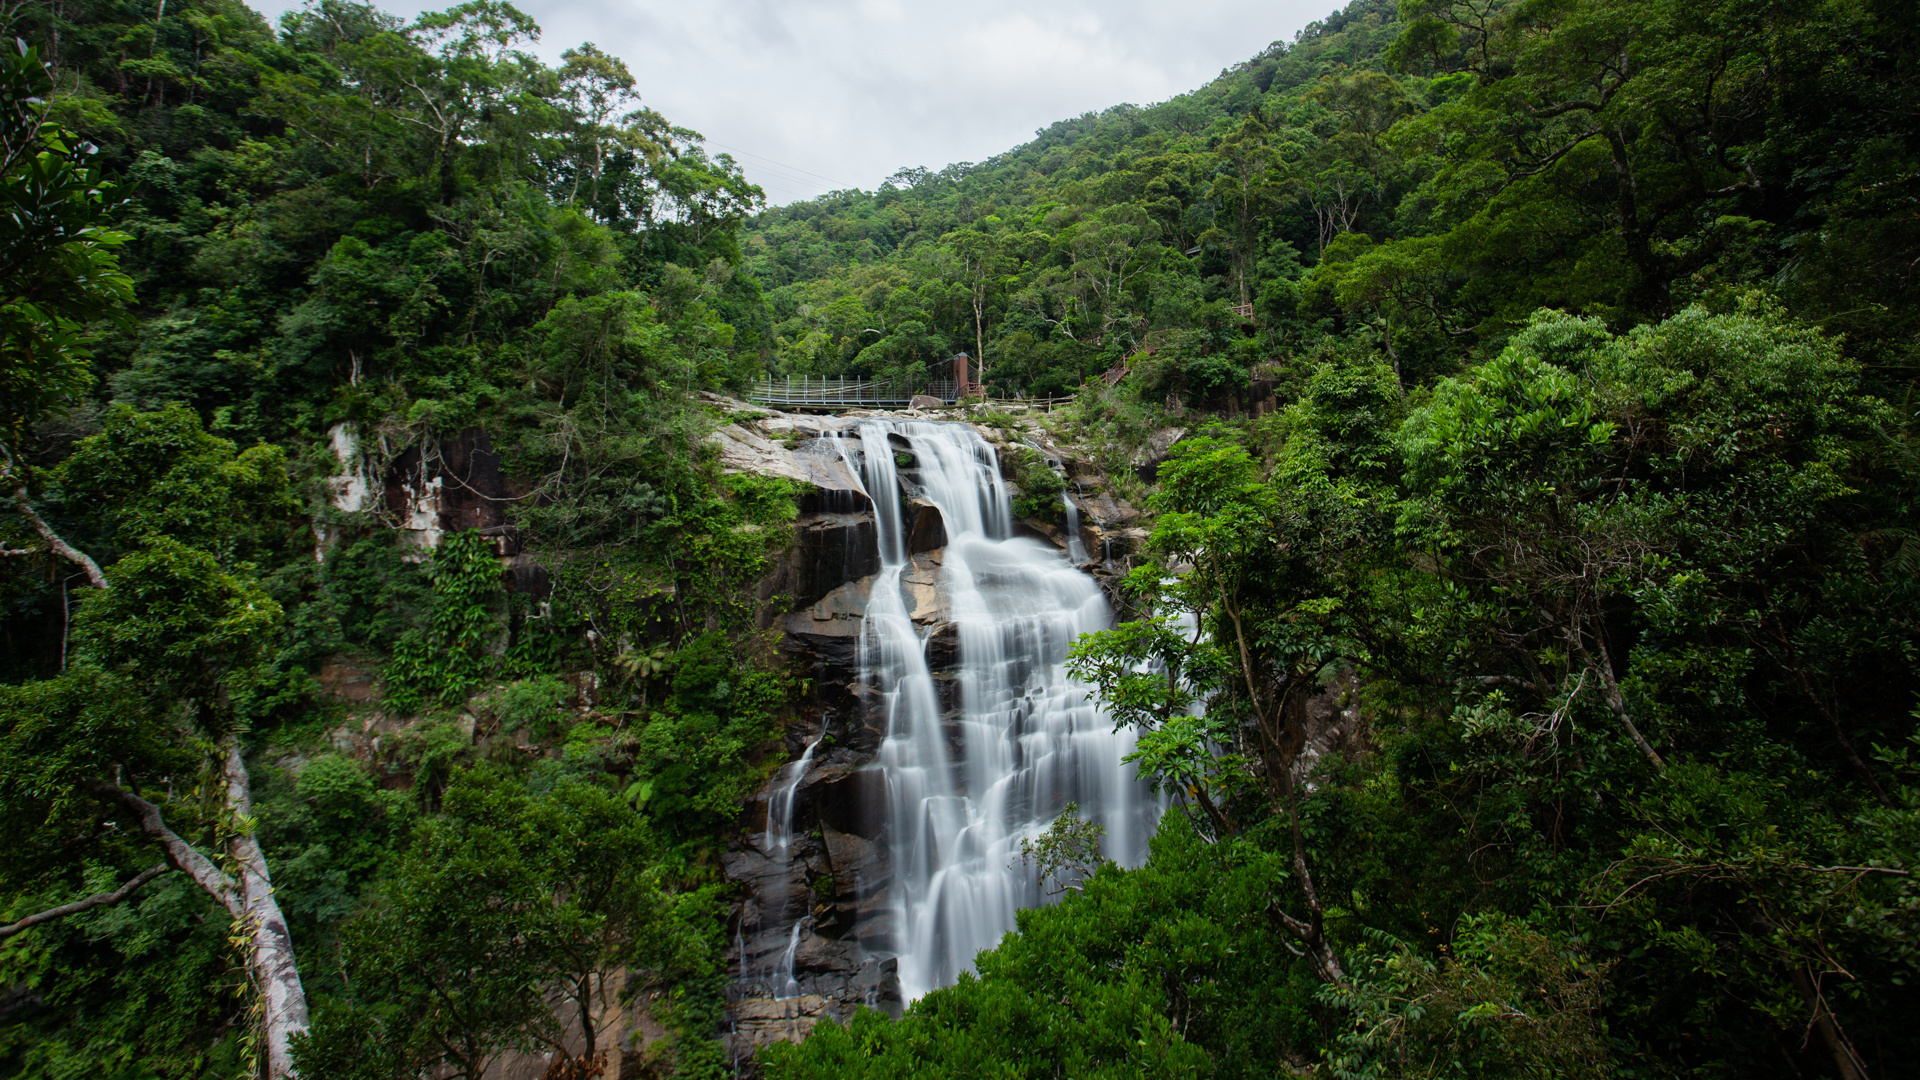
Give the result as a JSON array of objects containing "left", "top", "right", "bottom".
[
  {"left": 906, "top": 501, "right": 946, "bottom": 554},
  {"left": 923, "top": 621, "right": 959, "bottom": 672},
  {"left": 789, "top": 512, "right": 880, "bottom": 609},
  {"left": 780, "top": 578, "right": 868, "bottom": 667},
  {"left": 503, "top": 553, "right": 550, "bottom": 599},
  {"left": 812, "top": 763, "right": 888, "bottom": 839}
]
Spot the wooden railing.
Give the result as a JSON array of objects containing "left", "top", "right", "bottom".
[
  {"left": 746, "top": 375, "right": 1078, "bottom": 413},
  {"left": 748, "top": 376, "right": 960, "bottom": 407}
]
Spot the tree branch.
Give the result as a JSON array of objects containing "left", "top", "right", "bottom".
[
  {"left": 0, "top": 863, "right": 170, "bottom": 940},
  {"left": 80, "top": 779, "right": 241, "bottom": 916},
  {"left": 11, "top": 487, "right": 106, "bottom": 589}
]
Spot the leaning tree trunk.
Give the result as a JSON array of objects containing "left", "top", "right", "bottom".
[
  {"left": 223, "top": 742, "right": 312, "bottom": 1076},
  {"left": 89, "top": 741, "right": 310, "bottom": 1077},
  {"left": 16, "top": 486, "right": 310, "bottom": 1074}
]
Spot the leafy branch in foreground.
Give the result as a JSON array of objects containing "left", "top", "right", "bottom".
[{"left": 1016, "top": 802, "right": 1107, "bottom": 895}]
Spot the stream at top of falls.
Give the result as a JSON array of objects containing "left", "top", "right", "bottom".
[{"left": 802, "top": 419, "right": 1162, "bottom": 1003}]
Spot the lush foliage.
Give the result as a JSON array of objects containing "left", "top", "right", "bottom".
[
  {"left": 0, "top": 1, "right": 790, "bottom": 1074},
  {"left": 0, "top": 0, "right": 1915, "bottom": 1076},
  {"left": 774, "top": 299, "right": 1919, "bottom": 1078}
]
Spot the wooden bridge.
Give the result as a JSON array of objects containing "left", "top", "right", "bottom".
[
  {"left": 747, "top": 376, "right": 963, "bottom": 409},
  {"left": 745, "top": 375, "right": 1078, "bottom": 414}
]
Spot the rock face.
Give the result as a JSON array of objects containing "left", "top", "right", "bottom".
[
  {"left": 709, "top": 423, "right": 816, "bottom": 485},
  {"left": 309, "top": 394, "right": 1169, "bottom": 1068},
  {"left": 318, "top": 424, "right": 522, "bottom": 560},
  {"left": 1130, "top": 426, "right": 1186, "bottom": 483},
  {"left": 961, "top": 416, "right": 1149, "bottom": 589}
]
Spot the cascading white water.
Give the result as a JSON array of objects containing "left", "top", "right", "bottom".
[
  {"left": 764, "top": 734, "right": 822, "bottom": 857},
  {"left": 1062, "top": 492, "right": 1089, "bottom": 564},
  {"left": 775, "top": 919, "right": 807, "bottom": 1000},
  {"left": 833, "top": 420, "right": 1160, "bottom": 1001}
]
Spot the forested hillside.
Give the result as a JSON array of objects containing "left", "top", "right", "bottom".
[
  {"left": 0, "top": 0, "right": 1914, "bottom": 1076},
  {"left": 0, "top": 0, "right": 792, "bottom": 1075},
  {"left": 756, "top": 0, "right": 1920, "bottom": 1075},
  {"left": 746, "top": 0, "right": 1919, "bottom": 405}
]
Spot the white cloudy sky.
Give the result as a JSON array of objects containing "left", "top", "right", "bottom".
[{"left": 250, "top": 0, "right": 1340, "bottom": 205}]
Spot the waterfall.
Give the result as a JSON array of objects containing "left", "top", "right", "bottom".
[
  {"left": 774, "top": 919, "right": 807, "bottom": 1000},
  {"left": 764, "top": 733, "right": 822, "bottom": 857},
  {"left": 1062, "top": 492, "right": 1089, "bottom": 564},
  {"left": 833, "top": 420, "right": 1159, "bottom": 1002}
]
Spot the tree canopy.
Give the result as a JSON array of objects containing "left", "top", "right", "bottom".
[{"left": 0, "top": 0, "right": 1913, "bottom": 1077}]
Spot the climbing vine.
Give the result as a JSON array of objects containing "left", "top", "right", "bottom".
[{"left": 383, "top": 530, "right": 504, "bottom": 712}]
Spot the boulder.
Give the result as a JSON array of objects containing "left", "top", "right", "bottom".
[
  {"left": 707, "top": 424, "right": 813, "bottom": 484},
  {"left": 1100, "top": 525, "right": 1152, "bottom": 562},
  {"left": 923, "top": 620, "right": 960, "bottom": 672},
  {"left": 1130, "top": 426, "right": 1187, "bottom": 483},
  {"left": 900, "top": 553, "right": 949, "bottom": 626},
  {"left": 908, "top": 394, "right": 946, "bottom": 409},
  {"left": 781, "top": 577, "right": 870, "bottom": 669},
  {"left": 1083, "top": 491, "right": 1144, "bottom": 526},
  {"left": 905, "top": 501, "right": 946, "bottom": 554}
]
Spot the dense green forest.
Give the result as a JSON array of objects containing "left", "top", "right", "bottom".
[{"left": 0, "top": 0, "right": 1915, "bottom": 1075}]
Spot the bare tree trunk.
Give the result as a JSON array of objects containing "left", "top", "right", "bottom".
[
  {"left": 9, "top": 472, "right": 306, "bottom": 1071},
  {"left": 973, "top": 287, "right": 986, "bottom": 394},
  {"left": 223, "top": 742, "right": 311, "bottom": 1077},
  {"left": 85, "top": 742, "right": 310, "bottom": 1077},
  {"left": 1791, "top": 964, "right": 1871, "bottom": 1080},
  {"left": 1575, "top": 626, "right": 1664, "bottom": 771}
]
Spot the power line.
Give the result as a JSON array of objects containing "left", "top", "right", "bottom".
[
  {"left": 737, "top": 160, "right": 835, "bottom": 193},
  {"left": 747, "top": 178, "right": 826, "bottom": 204},
  {"left": 734, "top": 167, "right": 839, "bottom": 205},
  {"left": 706, "top": 140, "right": 852, "bottom": 189}
]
